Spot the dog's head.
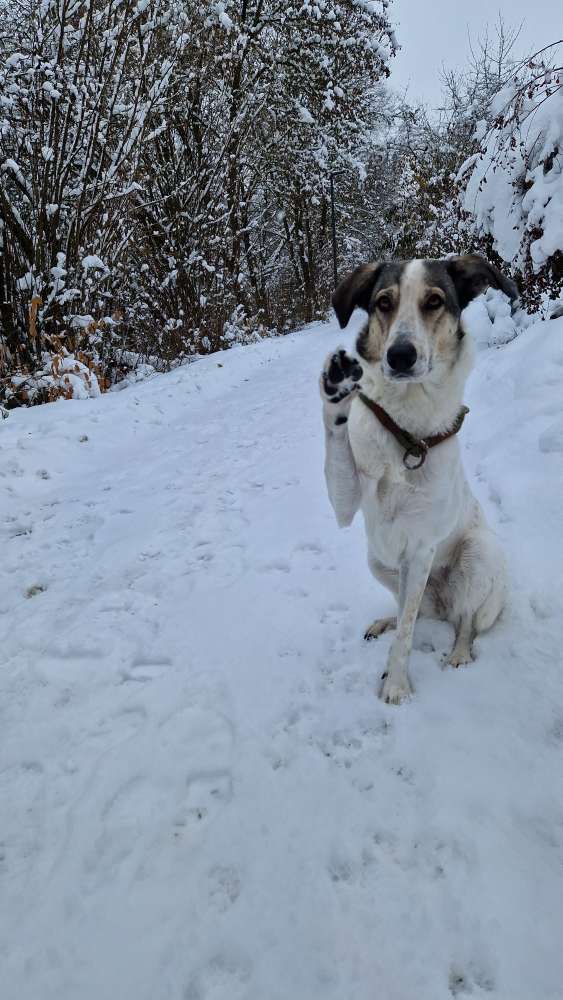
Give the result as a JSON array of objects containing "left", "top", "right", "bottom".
[{"left": 332, "top": 255, "right": 518, "bottom": 384}]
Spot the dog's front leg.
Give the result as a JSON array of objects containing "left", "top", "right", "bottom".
[
  {"left": 379, "top": 545, "right": 435, "bottom": 705},
  {"left": 320, "top": 349, "right": 362, "bottom": 528}
]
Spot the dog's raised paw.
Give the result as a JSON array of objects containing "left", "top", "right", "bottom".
[{"left": 321, "top": 349, "right": 363, "bottom": 404}]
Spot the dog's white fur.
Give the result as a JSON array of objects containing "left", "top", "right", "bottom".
[{"left": 321, "top": 261, "right": 506, "bottom": 704}]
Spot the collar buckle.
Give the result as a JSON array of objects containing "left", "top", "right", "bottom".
[{"left": 403, "top": 441, "right": 428, "bottom": 470}]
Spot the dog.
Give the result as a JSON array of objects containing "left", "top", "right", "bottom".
[{"left": 320, "top": 255, "right": 516, "bottom": 704}]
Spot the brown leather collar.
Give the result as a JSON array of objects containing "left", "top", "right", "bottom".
[{"left": 358, "top": 392, "right": 469, "bottom": 470}]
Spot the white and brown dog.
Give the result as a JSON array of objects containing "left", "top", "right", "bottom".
[{"left": 320, "top": 255, "right": 516, "bottom": 704}]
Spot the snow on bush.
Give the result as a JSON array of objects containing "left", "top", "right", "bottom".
[
  {"left": 2, "top": 352, "right": 100, "bottom": 409},
  {"left": 221, "top": 305, "right": 267, "bottom": 349},
  {"left": 459, "top": 51, "right": 563, "bottom": 310},
  {"left": 0, "top": 0, "right": 398, "bottom": 398},
  {"left": 463, "top": 287, "right": 532, "bottom": 350}
]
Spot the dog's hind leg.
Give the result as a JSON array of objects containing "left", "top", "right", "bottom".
[
  {"left": 447, "top": 616, "right": 475, "bottom": 667},
  {"left": 445, "top": 529, "right": 506, "bottom": 667},
  {"left": 364, "top": 617, "right": 396, "bottom": 641}
]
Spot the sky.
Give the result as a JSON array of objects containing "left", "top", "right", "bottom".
[{"left": 390, "top": 0, "right": 562, "bottom": 108}]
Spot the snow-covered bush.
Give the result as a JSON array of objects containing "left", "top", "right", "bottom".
[
  {"left": 0, "top": 0, "right": 180, "bottom": 395},
  {"left": 2, "top": 352, "right": 100, "bottom": 408},
  {"left": 1, "top": 0, "right": 398, "bottom": 403},
  {"left": 376, "top": 20, "right": 524, "bottom": 263},
  {"left": 463, "top": 286, "right": 532, "bottom": 350},
  {"left": 221, "top": 306, "right": 265, "bottom": 349},
  {"left": 458, "top": 49, "right": 563, "bottom": 310}
]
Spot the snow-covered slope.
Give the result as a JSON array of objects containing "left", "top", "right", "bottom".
[{"left": 2, "top": 314, "right": 563, "bottom": 1000}]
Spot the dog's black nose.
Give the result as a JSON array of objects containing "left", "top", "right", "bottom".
[{"left": 386, "top": 339, "right": 417, "bottom": 373}]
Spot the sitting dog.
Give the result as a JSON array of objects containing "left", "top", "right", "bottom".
[{"left": 320, "top": 255, "right": 516, "bottom": 704}]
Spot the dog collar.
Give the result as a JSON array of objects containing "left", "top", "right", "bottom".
[{"left": 358, "top": 392, "right": 469, "bottom": 470}]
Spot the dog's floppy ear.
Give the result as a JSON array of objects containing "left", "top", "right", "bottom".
[
  {"left": 445, "top": 254, "right": 518, "bottom": 310},
  {"left": 332, "top": 262, "right": 383, "bottom": 328}
]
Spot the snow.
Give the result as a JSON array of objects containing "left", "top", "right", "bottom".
[
  {"left": 296, "top": 103, "right": 315, "bottom": 124},
  {"left": 2, "top": 311, "right": 563, "bottom": 999},
  {"left": 463, "top": 287, "right": 532, "bottom": 349},
  {"left": 5, "top": 52, "right": 25, "bottom": 68},
  {"left": 42, "top": 81, "right": 61, "bottom": 100},
  {"left": 81, "top": 254, "right": 107, "bottom": 270},
  {"left": 1, "top": 157, "right": 31, "bottom": 197},
  {"left": 218, "top": 11, "right": 233, "bottom": 31}
]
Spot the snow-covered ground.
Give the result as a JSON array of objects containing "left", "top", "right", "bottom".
[{"left": 2, "top": 310, "right": 563, "bottom": 1000}]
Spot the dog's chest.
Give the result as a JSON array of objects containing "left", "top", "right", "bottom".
[
  {"left": 347, "top": 398, "right": 460, "bottom": 559},
  {"left": 348, "top": 406, "right": 416, "bottom": 520}
]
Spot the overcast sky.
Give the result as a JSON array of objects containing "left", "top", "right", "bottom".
[{"left": 390, "top": 0, "right": 562, "bottom": 108}]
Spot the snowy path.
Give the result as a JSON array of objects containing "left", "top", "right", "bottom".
[{"left": 2, "top": 317, "right": 563, "bottom": 1000}]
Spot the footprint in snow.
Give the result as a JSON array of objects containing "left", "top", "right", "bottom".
[
  {"left": 184, "top": 952, "right": 252, "bottom": 1000},
  {"left": 294, "top": 541, "right": 325, "bottom": 555},
  {"left": 259, "top": 559, "right": 291, "bottom": 574},
  {"left": 328, "top": 826, "right": 475, "bottom": 894},
  {"left": 0, "top": 761, "right": 45, "bottom": 881},
  {"left": 266, "top": 703, "right": 321, "bottom": 770},
  {"left": 320, "top": 602, "right": 350, "bottom": 625},
  {"left": 120, "top": 655, "right": 172, "bottom": 683},
  {"left": 207, "top": 864, "right": 241, "bottom": 912},
  {"left": 8, "top": 522, "right": 33, "bottom": 538},
  {"left": 548, "top": 717, "right": 563, "bottom": 744},
  {"left": 82, "top": 774, "right": 162, "bottom": 887},
  {"left": 175, "top": 771, "right": 233, "bottom": 837},
  {"left": 449, "top": 964, "right": 495, "bottom": 995},
  {"left": 84, "top": 704, "right": 147, "bottom": 749},
  {"left": 538, "top": 419, "right": 563, "bottom": 454},
  {"left": 373, "top": 827, "right": 474, "bottom": 880},
  {"left": 315, "top": 720, "right": 391, "bottom": 771}
]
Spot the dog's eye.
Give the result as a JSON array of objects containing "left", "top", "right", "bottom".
[
  {"left": 425, "top": 294, "right": 443, "bottom": 310},
  {"left": 376, "top": 295, "right": 393, "bottom": 313}
]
